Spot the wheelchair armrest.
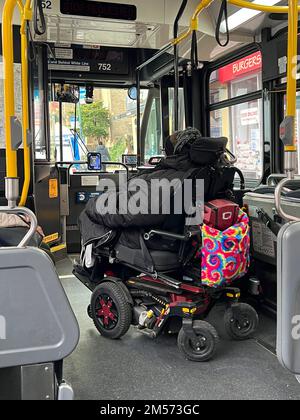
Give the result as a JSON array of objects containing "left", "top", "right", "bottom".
[{"left": 144, "top": 229, "right": 191, "bottom": 242}]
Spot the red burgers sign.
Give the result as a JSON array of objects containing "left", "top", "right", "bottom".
[{"left": 219, "top": 51, "right": 262, "bottom": 83}]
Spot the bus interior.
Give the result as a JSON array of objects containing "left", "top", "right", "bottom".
[{"left": 0, "top": 0, "right": 300, "bottom": 401}]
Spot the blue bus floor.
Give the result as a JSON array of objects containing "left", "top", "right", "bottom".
[{"left": 56, "top": 258, "right": 300, "bottom": 401}]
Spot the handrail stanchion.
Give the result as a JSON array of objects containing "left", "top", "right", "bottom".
[
  {"left": 2, "top": 0, "right": 19, "bottom": 208},
  {"left": 19, "top": 0, "right": 33, "bottom": 206},
  {"left": 2, "top": 0, "right": 33, "bottom": 208},
  {"left": 274, "top": 0, "right": 299, "bottom": 221},
  {"left": 2, "top": 0, "right": 38, "bottom": 242}
]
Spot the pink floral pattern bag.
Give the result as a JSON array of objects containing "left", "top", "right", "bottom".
[{"left": 195, "top": 210, "right": 250, "bottom": 288}]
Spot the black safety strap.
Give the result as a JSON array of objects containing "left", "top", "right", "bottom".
[
  {"left": 256, "top": 208, "right": 281, "bottom": 237},
  {"left": 216, "top": 0, "right": 230, "bottom": 47},
  {"left": 34, "top": 0, "right": 46, "bottom": 36}
]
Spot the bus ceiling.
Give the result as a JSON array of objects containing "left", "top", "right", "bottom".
[
  {"left": 39, "top": 1, "right": 294, "bottom": 61},
  {"left": 0, "top": 0, "right": 287, "bottom": 63},
  {"left": 30, "top": 0, "right": 214, "bottom": 52}
]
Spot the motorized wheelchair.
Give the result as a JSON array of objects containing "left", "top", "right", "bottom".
[{"left": 74, "top": 138, "right": 259, "bottom": 362}]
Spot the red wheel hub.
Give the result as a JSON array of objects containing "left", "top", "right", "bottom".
[{"left": 97, "top": 298, "right": 116, "bottom": 326}]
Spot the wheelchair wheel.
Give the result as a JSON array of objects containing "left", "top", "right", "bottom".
[
  {"left": 91, "top": 282, "right": 132, "bottom": 339},
  {"left": 177, "top": 321, "right": 219, "bottom": 362},
  {"left": 224, "top": 303, "right": 259, "bottom": 341},
  {"left": 87, "top": 304, "right": 92, "bottom": 319}
]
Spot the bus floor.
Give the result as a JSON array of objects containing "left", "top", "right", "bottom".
[{"left": 57, "top": 257, "right": 300, "bottom": 401}]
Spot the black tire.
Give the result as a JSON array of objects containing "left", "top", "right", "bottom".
[
  {"left": 224, "top": 303, "right": 259, "bottom": 341},
  {"left": 177, "top": 320, "right": 219, "bottom": 362},
  {"left": 87, "top": 304, "right": 92, "bottom": 319},
  {"left": 91, "top": 282, "right": 132, "bottom": 339}
]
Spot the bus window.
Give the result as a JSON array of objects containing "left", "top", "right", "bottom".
[
  {"left": 49, "top": 87, "right": 149, "bottom": 165},
  {"left": 209, "top": 51, "right": 262, "bottom": 104},
  {"left": 33, "top": 47, "right": 48, "bottom": 160},
  {"left": 209, "top": 51, "right": 263, "bottom": 180},
  {"left": 210, "top": 99, "right": 263, "bottom": 179},
  {"left": 283, "top": 93, "right": 300, "bottom": 174},
  {"left": 49, "top": 101, "right": 78, "bottom": 163},
  {"left": 168, "top": 88, "right": 186, "bottom": 133},
  {"left": 144, "top": 96, "right": 162, "bottom": 161},
  {"left": 0, "top": 58, "right": 22, "bottom": 149}
]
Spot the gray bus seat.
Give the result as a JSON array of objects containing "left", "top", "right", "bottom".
[
  {"left": 244, "top": 190, "right": 300, "bottom": 266},
  {"left": 0, "top": 227, "right": 55, "bottom": 264},
  {"left": 0, "top": 227, "right": 42, "bottom": 247},
  {"left": 0, "top": 247, "right": 79, "bottom": 369},
  {"left": 277, "top": 222, "right": 300, "bottom": 378}
]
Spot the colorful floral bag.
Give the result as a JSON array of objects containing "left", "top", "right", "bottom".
[{"left": 195, "top": 210, "right": 250, "bottom": 288}]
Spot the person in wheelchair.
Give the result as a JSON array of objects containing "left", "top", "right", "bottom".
[
  {"left": 79, "top": 127, "right": 236, "bottom": 262},
  {"left": 75, "top": 127, "right": 257, "bottom": 363}
]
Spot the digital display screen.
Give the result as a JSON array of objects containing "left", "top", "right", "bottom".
[
  {"left": 60, "top": 0, "right": 137, "bottom": 21},
  {"left": 148, "top": 156, "right": 163, "bottom": 166},
  {"left": 122, "top": 154, "right": 137, "bottom": 167},
  {"left": 48, "top": 46, "right": 129, "bottom": 75},
  {"left": 88, "top": 153, "right": 102, "bottom": 171}
]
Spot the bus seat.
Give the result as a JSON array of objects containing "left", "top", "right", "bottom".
[
  {"left": 0, "top": 227, "right": 42, "bottom": 248},
  {"left": 277, "top": 221, "right": 300, "bottom": 376},
  {"left": 0, "top": 247, "right": 79, "bottom": 399}
]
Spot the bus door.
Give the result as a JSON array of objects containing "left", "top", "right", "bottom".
[
  {"left": 31, "top": 45, "right": 62, "bottom": 250},
  {"left": 50, "top": 84, "right": 163, "bottom": 253}
]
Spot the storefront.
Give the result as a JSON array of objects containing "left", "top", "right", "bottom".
[{"left": 209, "top": 51, "right": 263, "bottom": 180}]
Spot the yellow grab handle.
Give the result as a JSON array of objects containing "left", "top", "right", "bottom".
[
  {"left": 172, "top": 0, "right": 214, "bottom": 46},
  {"left": 2, "top": 0, "right": 19, "bottom": 178},
  {"left": 172, "top": 0, "right": 300, "bottom": 48},
  {"left": 285, "top": 0, "right": 299, "bottom": 152},
  {"left": 2, "top": 0, "right": 32, "bottom": 204},
  {"left": 227, "top": 0, "right": 296, "bottom": 13},
  {"left": 19, "top": 0, "right": 32, "bottom": 206}
]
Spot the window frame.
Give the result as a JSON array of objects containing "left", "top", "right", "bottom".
[
  {"left": 205, "top": 44, "right": 264, "bottom": 186},
  {"left": 48, "top": 84, "right": 152, "bottom": 165},
  {"left": 141, "top": 86, "right": 162, "bottom": 162},
  {"left": 31, "top": 45, "right": 51, "bottom": 163}
]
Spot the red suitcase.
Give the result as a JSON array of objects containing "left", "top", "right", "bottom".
[{"left": 204, "top": 199, "right": 239, "bottom": 231}]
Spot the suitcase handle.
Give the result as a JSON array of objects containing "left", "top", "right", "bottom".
[{"left": 275, "top": 177, "right": 300, "bottom": 222}]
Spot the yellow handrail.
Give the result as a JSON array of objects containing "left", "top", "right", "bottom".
[
  {"left": 286, "top": 0, "right": 299, "bottom": 152},
  {"left": 2, "top": 0, "right": 33, "bottom": 205},
  {"left": 228, "top": 0, "right": 294, "bottom": 13},
  {"left": 2, "top": 0, "right": 19, "bottom": 179},
  {"left": 171, "top": 0, "right": 299, "bottom": 150},
  {"left": 226, "top": 0, "right": 299, "bottom": 152},
  {"left": 3, "top": 0, "right": 299, "bottom": 197},
  {"left": 172, "top": 0, "right": 214, "bottom": 45},
  {"left": 19, "top": 0, "right": 32, "bottom": 206},
  {"left": 172, "top": 0, "right": 300, "bottom": 48}
]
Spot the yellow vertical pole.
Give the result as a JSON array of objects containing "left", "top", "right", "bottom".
[
  {"left": 286, "top": 0, "right": 299, "bottom": 153},
  {"left": 19, "top": 0, "right": 32, "bottom": 206},
  {"left": 2, "top": 0, "right": 18, "bottom": 178}
]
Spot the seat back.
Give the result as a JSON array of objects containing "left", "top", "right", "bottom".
[
  {"left": 0, "top": 227, "right": 42, "bottom": 247},
  {"left": 0, "top": 247, "right": 79, "bottom": 369},
  {"left": 277, "top": 222, "right": 300, "bottom": 375},
  {"left": 189, "top": 137, "right": 228, "bottom": 166}
]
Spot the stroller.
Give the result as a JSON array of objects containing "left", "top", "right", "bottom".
[{"left": 74, "top": 137, "right": 258, "bottom": 362}]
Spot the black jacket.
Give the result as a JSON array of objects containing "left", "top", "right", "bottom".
[{"left": 79, "top": 151, "right": 235, "bottom": 248}]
